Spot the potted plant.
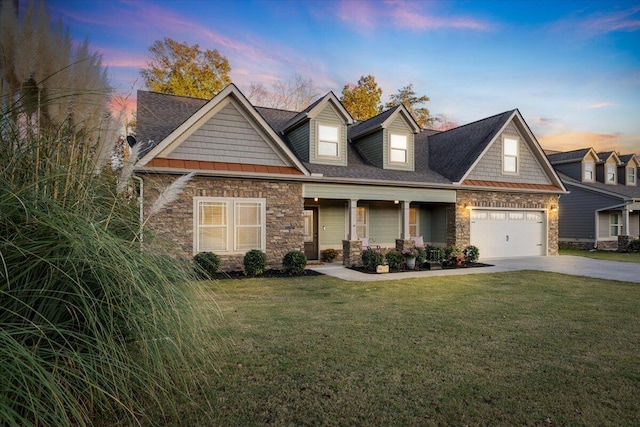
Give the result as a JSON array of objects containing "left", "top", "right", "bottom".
[
  {"left": 448, "top": 250, "right": 465, "bottom": 266},
  {"left": 402, "top": 247, "right": 419, "bottom": 269},
  {"left": 322, "top": 248, "right": 339, "bottom": 263}
]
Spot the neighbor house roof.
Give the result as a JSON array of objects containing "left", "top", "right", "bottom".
[
  {"left": 557, "top": 172, "right": 640, "bottom": 200},
  {"left": 546, "top": 148, "right": 596, "bottom": 164}
]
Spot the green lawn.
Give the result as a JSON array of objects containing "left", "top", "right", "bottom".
[
  {"left": 560, "top": 248, "right": 640, "bottom": 263},
  {"left": 157, "top": 272, "right": 640, "bottom": 426}
]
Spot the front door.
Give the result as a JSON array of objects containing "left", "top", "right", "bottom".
[{"left": 303, "top": 208, "right": 319, "bottom": 260}]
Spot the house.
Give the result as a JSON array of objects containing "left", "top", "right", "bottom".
[
  {"left": 547, "top": 148, "right": 640, "bottom": 250},
  {"left": 133, "top": 84, "right": 565, "bottom": 270}
]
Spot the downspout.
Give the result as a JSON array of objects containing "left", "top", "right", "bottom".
[{"left": 132, "top": 175, "right": 144, "bottom": 244}]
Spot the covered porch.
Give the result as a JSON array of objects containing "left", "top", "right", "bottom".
[{"left": 302, "top": 183, "right": 456, "bottom": 264}]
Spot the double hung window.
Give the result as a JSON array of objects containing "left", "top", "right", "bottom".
[
  {"left": 389, "top": 134, "right": 408, "bottom": 163},
  {"left": 503, "top": 137, "right": 518, "bottom": 173},
  {"left": 318, "top": 125, "right": 339, "bottom": 157}
]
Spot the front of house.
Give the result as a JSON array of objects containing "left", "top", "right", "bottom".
[
  {"left": 547, "top": 148, "right": 640, "bottom": 249},
  {"left": 134, "top": 84, "right": 565, "bottom": 270}
]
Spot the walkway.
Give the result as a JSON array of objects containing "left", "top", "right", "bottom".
[{"left": 310, "top": 256, "right": 640, "bottom": 283}]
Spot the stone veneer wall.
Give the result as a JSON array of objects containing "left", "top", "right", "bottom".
[
  {"left": 141, "top": 174, "right": 304, "bottom": 271},
  {"left": 342, "top": 240, "right": 362, "bottom": 267},
  {"left": 453, "top": 190, "right": 560, "bottom": 255}
]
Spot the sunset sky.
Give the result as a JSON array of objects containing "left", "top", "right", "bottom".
[{"left": 44, "top": 0, "right": 640, "bottom": 154}]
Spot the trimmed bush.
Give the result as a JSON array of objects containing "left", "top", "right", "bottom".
[
  {"left": 416, "top": 247, "right": 428, "bottom": 264},
  {"left": 425, "top": 245, "right": 445, "bottom": 262},
  {"left": 362, "top": 248, "right": 385, "bottom": 272},
  {"left": 628, "top": 239, "right": 640, "bottom": 253},
  {"left": 283, "top": 250, "right": 307, "bottom": 275},
  {"left": 244, "top": 249, "right": 267, "bottom": 276},
  {"left": 385, "top": 250, "right": 405, "bottom": 269},
  {"left": 194, "top": 251, "right": 221, "bottom": 278},
  {"left": 463, "top": 245, "right": 480, "bottom": 264}
]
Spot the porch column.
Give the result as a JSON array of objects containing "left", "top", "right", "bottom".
[
  {"left": 401, "top": 200, "right": 411, "bottom": 239},
  {"left": 623, "top": 207, "right": 630, "bottom": 236},
  {"left": 348, "top": 199, "right": 359, "bottom": 240}
]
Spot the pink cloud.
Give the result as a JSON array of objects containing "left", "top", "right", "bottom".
[
  {"left": 538, "top": 132, "right": 624, "bottom": 152},
  {"left": 336, "top": 1, "right": 378, "bottom": 30},
  {"left": 580, "top": 6, "right": 640, "bottom": 34},
  {"left": 587, "top": 102, "right": 614, "bottom": 109}
]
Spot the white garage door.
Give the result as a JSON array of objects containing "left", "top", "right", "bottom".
[{"left": 470, "top": 210, "right": 545, "bottom": 259}]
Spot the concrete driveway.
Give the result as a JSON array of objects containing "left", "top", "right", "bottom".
[{"left": 311, "top": 255, "right": 640, "bottom": 283}]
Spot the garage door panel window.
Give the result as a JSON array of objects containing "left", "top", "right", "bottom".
[{"left": 195, "top": 197, "right": 266, "bottom": 253}]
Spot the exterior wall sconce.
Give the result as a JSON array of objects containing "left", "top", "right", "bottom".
[
  {"left": 394, "top": 200, "right": 399, "bottom": 204},
  {"left": 314, "top": 197, "right": 318, "bottom": 202},
  {"left": 464, "top": 204, "right": 472, "bottom": 210},
  {"left": 551, "top": 205, "right": 558, "bottom": 212}
]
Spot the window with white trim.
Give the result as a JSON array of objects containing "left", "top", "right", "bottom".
[
  {"left": 389, "top": 134, "right": 408, "bottom": 163},
  {"left": 318, "top": 124, "right": 339, "bottom": 157},
  {"left": 503, "top": 137, "right": 518, "bottom": 173},
  {"left": 628, "top": 167, "right": 636, "bottom": 185},
  {"left": 607, "top": 163, "right": 616, "bottom": 184},
  {"left": 409, "top": 207, "right": 418, "bottom": 237},
  {"left": 356, "top": 206, "right": 368, "bottom": 238},
  {"left": 610, "top": 212, "right": 622, "bottom": 237},
  {"left": 195, "top": 197, "right": 265, "bottom": 253},
  {"left": 583, "top": 160, "right": 594, "bottom": 182}
]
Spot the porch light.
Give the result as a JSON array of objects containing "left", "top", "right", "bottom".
[
  {"left": 394, "top": 200, "right": 399, "bottom": 204},
  {"left": 314, "top": 197, "right": 318, "bottom": 202},
  {"left": 551, "top": 205, "right": 558, "bottom": 212}
]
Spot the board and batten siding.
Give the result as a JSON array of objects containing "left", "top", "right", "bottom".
[
  {"left": 287, "top": 122, "right": 310, "bottom": 162},
  {"left": 383, "top": 115, "right": 415, "bottom": 171},
  {"left": 309, "top": 103, "right": 348, "bottom": 166},
  {"left": 466, "top": 122, "right": 552, "bottom": 184},
  {"left": 166, "top": 101, "right": 289, "bottom": 166}
]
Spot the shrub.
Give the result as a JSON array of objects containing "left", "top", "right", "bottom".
[
  {"left": 425, "top": 245, "right": 445, "bottom": 262},
  {"left": 283, "top": 250, "right": 307, "bottom": 275},
  {"left": 244, "top": 249, "right": 267, "bottom": 276},
  {"left": 628, "top": 239, "right": 640, "bottom": 253},
  {"left": 362, "top": 248, "right": 385, "bottom": 272},
  {"left": 385, "top": 250, "right": 405, "bottom": 269},
  {"left": 322, "top": 248, "right": 339, "bottom": 262},
  {"left": 463, "top": 245, "right": 480, "bottom": 264},
  {"left": 416, "top": 246, "right": 428, "bottom": 264},
  {"left": 194, "top": 251, "right": 221, "bottom": 278}
]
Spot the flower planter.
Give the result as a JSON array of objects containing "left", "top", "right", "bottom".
[{"left": 405, "top": 257, "right": 416, "bottom": 270}]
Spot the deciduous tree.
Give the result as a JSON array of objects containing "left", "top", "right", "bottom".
[
  {"left": 140, "top": 37, "right": 231, "bottom": 99},
  {"left": 385, "top": 83, "right": 435, "bottom": 128},
  {"left": 246, "top": 74, "right": 318, "bottom": 111},
  {"left": 340, "top": 75, "right": 382, "bottom": 121}
]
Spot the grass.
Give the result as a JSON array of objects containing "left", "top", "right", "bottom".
[
  {"left": 158, "top": 271, "right": 640, "bottom": 426},
  {"left": 560, "top": 248, "right": 640, "bottom": 263}
]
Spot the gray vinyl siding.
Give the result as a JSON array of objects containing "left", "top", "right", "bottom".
[
  {"left": 355, "top": 131, "right": 384, "bottom": 168},
  {"left": 167, "top": 101, "right": 288, "bottom": 166},
  {"left": 367, "top": 201, "right": 400, "bottom": 246},
  {"left": 552, "top": 162, "right": 583, "bottom": 182},
  {"left": 318, "top": 200, "right": 346, "bottom": 246},
  {"left": 287, "top": 122, "right": 310, "bottom": 162},
  {"left": 467, "top": 122, "right": 552, "bottom": 184},
  {"left": 559, "top": 184, "right": 620, "bottom": 240},
  {"left": 310, "top": 104, "right": 348, "bottom": 166},
  {"left": 384, "top": 116, "right": 415, "bottom": 171}
]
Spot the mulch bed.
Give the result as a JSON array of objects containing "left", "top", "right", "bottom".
[
  {"left": 349, "top": 262, "right": 493, "bottom": 275},
  {"left": 208, "top": 269, "right": 325, "bottom": 280}
]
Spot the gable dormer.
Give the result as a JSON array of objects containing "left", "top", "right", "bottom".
[
  {"left": 282, "top": 92, "right": 353, "bottom": 167},
  {"left": 596, "top": 152, "right": 621, "bottom": 185},
  {"left": 618, "top": 154, "right": 639, "bottom": 186},
  {"left": 581, "top": 149, "right": 599, "bottom": 183},
  {"left": 349, "top": 105, "right": 420, "bottom": 171}
]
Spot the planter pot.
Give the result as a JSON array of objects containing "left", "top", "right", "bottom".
[
  {"left": 455, "top": 260, "right": 463, "bottom": 266},
  {"left": 405, "top": 257, "right": 416, "bottom": 270}
]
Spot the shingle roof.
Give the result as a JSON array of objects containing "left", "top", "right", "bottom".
[
  {"left": 348, "top": 105, "right": 400, "bottom": 140},
  {"left": 427, "top": 110, "right": 515, "bottom": 182},
  {"left": 558, "top": 172, "right": 640, "bottom": 199},
  {"left": 546, "top": 148, "right": 593, "bottom": 164}
]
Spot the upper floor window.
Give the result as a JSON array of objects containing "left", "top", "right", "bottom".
[
  {"left": 389, "top": 134, "right": 408, "bottom": 163},
  {"left": 318, "top": 125, "right": 339, "bottom": 157},
  {"left": 628, "top": 167, "right": 636, "bottom": 185},
  {"left": 583, "top": 161, "right": 594, "bottom": 182},
  {"left": 195, "top": 197, "right": 265, "bottom": 254},
  {"left": 606, "top": 164, "right": 616, "bottom": 184},
  {"left": 503, "top": 137, "right": 518, "bottom": 174}
]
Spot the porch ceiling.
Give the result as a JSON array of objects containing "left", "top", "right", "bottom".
[{"left": 303, "top": 183, "right": 456, "bottom": 203}]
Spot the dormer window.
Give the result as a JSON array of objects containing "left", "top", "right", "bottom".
[
  {"left": 628, "top": 167, "right": 636, "bottom": 185},
  {"left": 606, "top": 163, "right": 616, "bottom": 184},
  {"left": 583, "top": 160, "right": 594, "bottom": 182},
  {"left": 318, "top": 124, "right": 339, "bottom": 157},
  {"left": 389, "top": 134, "right": 408, "bottom": 163},
  {"left": 503, "top": 137, "right": 518, "bottom": 174}
]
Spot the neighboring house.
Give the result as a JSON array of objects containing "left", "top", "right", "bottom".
[
  {"left": 134, "top": 84, "right": 565, "bottom": 270},
  {"left": 547, "top": 148, "right": 640, "bottom": 249}
]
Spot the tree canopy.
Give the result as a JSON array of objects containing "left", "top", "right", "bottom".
[
  {"left": 340, "top": 75, "right": 382, "bottom": 121},
  {"left": 385, "top": 84, "right": 435, "bottom": 129},
  {"left": 140, "top": 37, "right": 231, "bottom": 99},
  {"left": 246, "top": 74, "right": 318, "bottom": 111}
]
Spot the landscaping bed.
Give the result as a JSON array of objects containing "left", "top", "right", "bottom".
[
  {"left": 208, "top": 268, "right": 324, "bottom": 280},
  {"left": 349, "top": 262, "right": 493, "bottom": 274}
]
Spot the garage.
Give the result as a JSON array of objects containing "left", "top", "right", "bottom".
[{"left": 470, "top": 210, "right": 546, "bottom": 259}]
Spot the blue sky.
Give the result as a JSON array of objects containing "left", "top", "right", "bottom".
[{"left": 44, "top": 0, "right": 640, "bottom": 153}]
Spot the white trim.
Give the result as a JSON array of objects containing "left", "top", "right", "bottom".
[
  {"left": 316, "top": 123, "right": 341, "bottom": 159},
  {"left": 502, "top": 136, "right": 519, "bottom": 175},
  {"left": 389, "top": 133, "right": 409, "bottom": 164}
]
